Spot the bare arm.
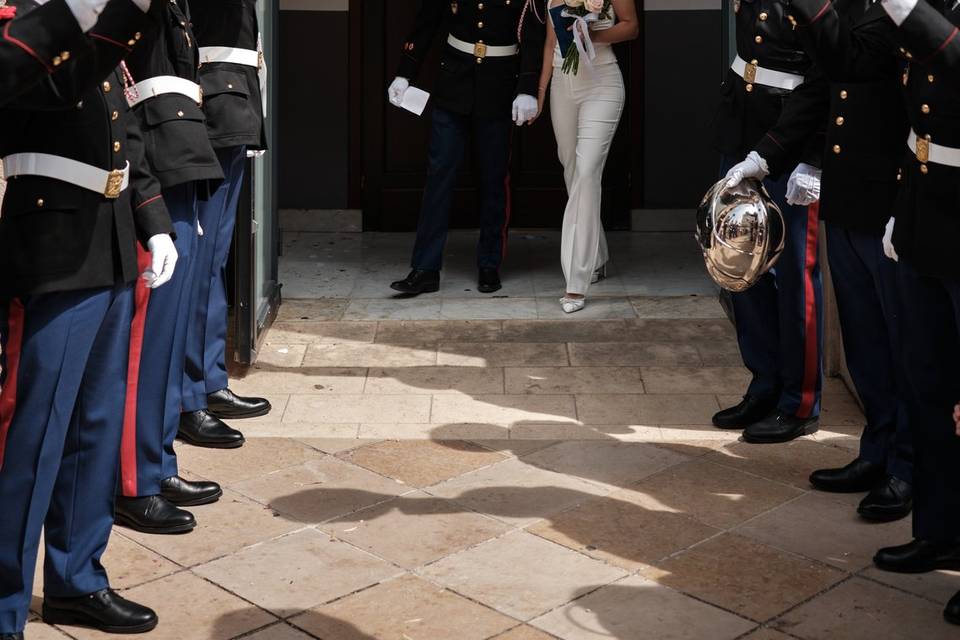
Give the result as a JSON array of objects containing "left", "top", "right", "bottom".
[
  {"left": 538, "top": 11, "right": 557, "bottom": 106},
  {"left": 592, "top": 0, "right": 639, "bottom": 45}
]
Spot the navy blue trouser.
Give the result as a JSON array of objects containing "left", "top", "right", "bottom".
[
  {"left": 411, "top": 107, "right": 512, "bottom": 272},
  {"left": 119, "top": 183, "right": 199, "bottom": 497},
  {"left": 720, "top": 157, "right": 824, "bottom": 418},
  {"left": 0, "top": 284, "right": 133, "bottom": 633},
  {"left": 897, "top": 261, "right": 960, "bottom": 543},
  {"left": 182, "top": 146, "right": 246, "bottom": 411},
  {"left": 826, "top": 224, "right": 912, "bottom": 483}
]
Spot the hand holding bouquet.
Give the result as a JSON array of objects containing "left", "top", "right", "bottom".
[{"left": 551, "top": 0, "right": 614, "bottom": 74}]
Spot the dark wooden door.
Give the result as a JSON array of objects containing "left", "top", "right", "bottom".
[{"left": 348, "top": 0, "right": 643, "bottom": 231}]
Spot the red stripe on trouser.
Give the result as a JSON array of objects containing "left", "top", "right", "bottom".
[
  {"left": 0, "top": 299, "right": 25, "bottom": 472},
  {"left": 120, "top": 248, "right": 152, "bottom": 496},
  {"left": 797, "top": 202, "right": 821, "bottom": 419}
]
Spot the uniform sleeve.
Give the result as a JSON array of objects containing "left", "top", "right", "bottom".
[
  {"left": 396, "top": 0, "right": 445, "bottom": 80},
  {"left": 125, "top": 105, "right": 174, "bottom": 243},
  {"left": 896, "top": 0, "right": 960, "bottom": 67},
  {"left": 754, "top": 69, "right": 830, "bottom": 177},
  {"left": 789, "top": 0, "right": 903, "bottom": 81},
  {"left": 517, "top": 0, "right": 546, "bottom": 97},
  {"left": 0, "top": 0, "right": 85, "bottom": 105}
]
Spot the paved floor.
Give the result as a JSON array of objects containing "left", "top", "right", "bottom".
[{"left": 27, "top": 232, "right": 959, "bottom": 639}]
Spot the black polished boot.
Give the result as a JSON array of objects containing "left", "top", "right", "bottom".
[
  {"left": 390, "top": 269, "right": 440, "bottom": 295},
  {"left": 946, "top": 591, "right": 960, "bottom": 626},
  {"left": 115, "top": 495, "right": 196, "bottom": 534},
  {"left": 712, "top": 395, "right": 778, "bottom": 430},
  {"left": 207, "top": 388, "right": 271, "bottom": 419},
  {"left": 161, "top": 476, "right": 222, "bottom": 507},
  {"left": 858, "top": 476, "right": 913, "bottom": 522},
  {"left": 178, "top": 410, "right": 245, "bottom": 449},
  {"left": 743, "top": 412, "right": 818, "bottom": 444},
  {"left": 43, "top": 589, "right": 158, "bottom": 634},
  {"left": 477, "top": 268, "right": 502, "bottom": 294},
  {"left": 810, "top": 458, "right": 885, "bottom": 493},
  {"left": 874, "top": 539, "right": 960, "bottom": 574}
]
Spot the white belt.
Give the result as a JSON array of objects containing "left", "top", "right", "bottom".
[
  {"left": 3, "top": 153, "right": 130, "bottom": 199},
  {"left": 447, "top": 34, "right": 519, "bottom": 58},
  {"left": 731, "top": 55, "right": 804, "bottom": 91},
  {"left": 907, "top": 129, "right": 960, "bottom": 167},
  {"left": 199, "top": 42, "right": 268, "bottom": 117},
  {"left": 127, "top": 75, "right": 202, "bottom": 108}
]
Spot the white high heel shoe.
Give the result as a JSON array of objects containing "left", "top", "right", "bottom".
[
  {"left": 560, "top": 297, "right": 586, "bottom": 314},
  {"left": 591, "top": 265, "right": 608, "bottom": 284}
]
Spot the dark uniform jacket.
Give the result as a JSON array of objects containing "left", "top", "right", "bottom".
[
  {"left": 124, "top": 0, "right": 223, "bottom": 189},
  {"left": 762, "top": 0, "right": 908, "bottom": 232},
  {"left": 396, "top": 0, "right": 547, "bottom": 119},
  {"left": 887, "top": 0, "right": 960, "bottom": 280},
  {"left": 715, "top": 0, "right": 823, "bottom": 176},
  {"left": 190, "top": 0, "right": 267, "bottom": 150},
  {"left": 0, "top": 0, "right": 173, "bottom": 298},
  {"left": 0, "top": 0, "right": 86, "bottom": 104}
]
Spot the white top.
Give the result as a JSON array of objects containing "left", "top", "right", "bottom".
[{"left": 552, "top": 3, "right": 618, "bottom": 68}]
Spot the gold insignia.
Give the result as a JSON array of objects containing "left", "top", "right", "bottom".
[
  {"left": 733, "top": 0, "right": 740, "bottom": 14},
  {"left": 451, "top": 1, "right": 458, "bottom": 14}
]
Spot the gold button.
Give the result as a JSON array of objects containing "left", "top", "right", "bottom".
[
  {"left": 111, "top": 110, "right": 119, "bottom": 121},
  {"left": 745, "top": 83, "right": 754, "bottom": 92},
  {"left": 113, "top": 141, "right": 121, "bottom": 152},
  {"left": 177, "top": 110, "right": 184, "bottom": 117},
  {"left": 897, "top": 170, "right": 903, "bottom": 181},
  {"left": 103, "top": 81, "right": 111, "bottom": 93},
  {"left": 759, "top": 11, "right": 768, "bottom": 20},
  {"left": 478, "top": 21, "right": 484, "bottom": 28},
  {"left": 840, "top": 90, "right": 848, "bottom": 99},
  {"left": 905, "top": 51, "right": 913, "bottom": 59},
  {"left": 227, "top": 83, "right": 233, "bottom": 89},
  {"left": 920, "top": 164, "right": 929, "bottom": 174},
  {"left": 36, "top": 198, "right": 44, "bottom": 208},
  {"left": 61, "top": 51, "right": 70, "bottom": 61},
  {"left": 505, "top": 0, "right": 510, "bottom": 4},
  {"left": 922, "top": 104, "right": 931, "bottom": 114},
  {"left": 478, "top": 2, "right": 483, "bottom": 7},
  {"left": 833, "top": 144, "right": 842, "bottom": 154},
  {"left": 788, "top": 15, "right": 797, "bottom": 27},
  {"left": 134, "top": 31, "right": 141, "bottom": 40},
  {"left": 476, "top": 57, "right": 483, "bottom": 64},
  {"left": 928, "top": 74, "right": 935, "bottom": 83},
  {"left": 128, "top": 39, "right": 136, "bottom": 46},
  {"left": 750, "top": 58, "right": 758, "bottom": 65},
  {"left": 835, "top": 116, "right": 844, "bottom": 126},
  {"left": 755, "top": 35, "right": 763, "bottom": 44},
  {"left": 53, "top": 56, "right": 62, "bottom": 66}
]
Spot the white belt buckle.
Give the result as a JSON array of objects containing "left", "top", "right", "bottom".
[{"left": 104, "top": 169, "right": 125, "bottom": 199}]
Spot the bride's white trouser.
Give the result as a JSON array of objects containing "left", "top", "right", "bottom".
[{"left": 550, "top": 61, "right": 625, "bottom": 296}]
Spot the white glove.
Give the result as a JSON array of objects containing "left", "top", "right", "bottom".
[
  {"left": 881, "top": 0, "right": 918, "bottom": 26},
  {"left": 882, "top": 217, "right": 899, "bottom": 262},
  {"left": 724, "top": 151, "right": 770, "bottom": 189},
  {"left": 512, "top": 94, "right": 538, "bottom": 126},
  {"left": 388, "top": 77, "right": 410, "bottom": 107},
  {"left": 785, "top": 163, "right": 822, "bottom": 206},
  {"left": 143, "top": 234, "right": 178, "bottom": 289},
  {"left": 64, "top": 0, "right": 111, "bottom": 31}
]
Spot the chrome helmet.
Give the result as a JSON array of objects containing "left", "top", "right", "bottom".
[{"left": 696, "top": 177, "right": 785, "bottom": 293}]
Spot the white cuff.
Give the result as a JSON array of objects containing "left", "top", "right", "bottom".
[
  {"left": 64, "top": 0, "right": 104, "bottom": 32},
  {"left": 881, "top": 0, "right": 918, "bottom": 26}
]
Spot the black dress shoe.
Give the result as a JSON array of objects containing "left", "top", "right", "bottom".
[
  {"left": 207, "top": 387, "right": 272, "bottom": 419},
  {"left": 43, "top": 589, "right": 158, "bottom": 634},
  {"left": 858, "top": 475, "right": 913, "bottom": 522},
  {"left": 115, "top": 495, "right": 196, "bottom": 535},
  {"left": 712, "top": 395, "right": 778, "bottom": 430},
  {"left": 810, "top": 458, "right": 885, "bottom": 493},
  {"left": 874, "top": 539, "right": 960, "bottom": 574},
  {"left": 161, "top": 475, "right": 222, "bottom": 507},
  {"left": 946, "top": 591, "right": 960, "bottom": 626},
  {"left": 743, "top": 412, "right": 818, "bottom": 444},
  {"left": 178, "top": 410, "right": 245, "bottom": 449},
  {"left": 477, "top": 268, "right": 502, "bottom": 294},
  {"left": 390, "top": 269, "right": 440, "bottom": 295}
]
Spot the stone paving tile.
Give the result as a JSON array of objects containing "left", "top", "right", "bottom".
[
  {"left": 24, "top": 620, "right": 73, "bottom": 640},
  {"left": 437, "top": 343, "right": 569, "bottom": 367},
  {"left": 303, "top": 342, "right": 437, "bottom": 367},
  {"left": 531, "top": 574, "right": 756, "bottom": 640},
  {"left": 298, "top": 438, "right": 377, "bottom": 454},
  {"left": 469, "top": 440, "right": 562, "bottom": 457},
  {"left": 364, "top": 366, "right": 504, "bottom": 395},
  {"left": 195, "top": 529, "right": 401, "bottom": 615},
  {"left": 323, "top": 491, "right": 512, "bottom": 569},
  {"left": 576, "top": 394, "right": 720, "bottom": 425},
  {"left": 641, "top": 366, "right": 752, "bottom": 395},
  {"left": 772, "top": 577, "right": 950, "bottom": 639},
  {"left": 358, "top": 423, "right": 510, "bottom": 440},
  {"left": 644, "top": 534, "right": 845, "bottom": 622},
  {"left": 695, "top": 341, "right": 745, "bottom": 367},
  {"left": 505, "top": 367, "right": 643, "bottom": 395},
  {"left": 705, "top": 440, "right": 859, "bottom": 490},
  {"left": 232, "top": 456, "right": 408, "bottom": 525},
  {"left": 493, "top": 625, "right": 560, "bottom": 640},
  {"left": 292, "top": 575, "right": 517, "bottom": 640},
  {"left": 337, "top": 440, "right": 508, "bottom": 488},
  {"left": 431, "top": 394, "right": 579, "bottom": 426},
  {"left": 860, "top": 567, "right": 960, "bottom": 605},
  {"left": 104, "top": 534, "right": 180, "bottom": 590},
  {"left": 510, "top": 423, "right": 662, "bottom": 442},
  {"left": 528, "top": 489, "right": 721, "bottom": 571},
  {"left": 240, "top": 422, "right": 360, "bottom": 439},
  {"left": 426, "top": 458, "right": 609, "bottom": 527},
  {"left": 568, "top": 342, "right": 702, "bottom": 367},
  {"left": 631, "top": 296, "right": 727, "bottom": 319},
  {"left": 375, "top": 320, "right": 503, "bottom": 344},
  {"left": 736, "top": 492, "right": 912, "bottom": 572},
  {"left": 176, "top": 437, "right": 324, "bottom": 486},
  {"left": 630, "top": 459, "right": 804, "bottom": 529},
  {"left": 500, "top": 320, "right": 630, "bottom": 343},
  {"left": 520, "top": 441, "right": 689, "bottom": 491},
  {"left": 625, "top": 318, "right": 736, "bottom": 342},
  {"left": 229, "top": 367, "right": 367, "bottom": 396},
  {"left": 284, "top": 394, "right": 432, "bottom": 424},
  {"left": 421, "top": 531, "right": 627, "bottom": 620},
  {"left": 241, "top": 623, "right": 315, "bottom": 640},
  {"left": 738, "top": 628, "right": 794, "bottom": 640},
  {"left": 119, "top": 490, "right": 302, "bottom": 568},
  {"left": 276, "top": 298, "right": 349, "bottom": 322},
  {"left": 264, "top": 321, "right": 377, "bottom": 344},
  {"left": 256, "top": 344, "right": 307, "bottom": 367},
  {"left": 441, "top": 298, "right": 539, "bottom": 320},
  {"left": 534, "top": 296, "right": 637, "bottom": 320},
  {"left": 343, "top": 298, "right": 444, "bottom": 321},
  {"left": 68, "top": 572, "right": 276, "bottom": 640}
]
